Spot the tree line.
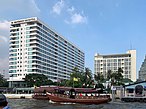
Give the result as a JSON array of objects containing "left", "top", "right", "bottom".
[
  {"left": 24, "top": 67, "right": 132, "bottom": 88},
  {"left": 24, "top": 67, "right": 94, "bottom": 88},
  {"left": 0, "top": 67, "right": 133, "bottom": 89}
]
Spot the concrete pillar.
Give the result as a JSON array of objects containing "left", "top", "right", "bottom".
[
  {"left": 120, "top": 85, "right": 123, "bottom": 100},
  {"left": 112, "top": 89, "right": 115, "bottom": 102},
  {"left": 111, "top": 85, "right": 116, "bottom": 102}
]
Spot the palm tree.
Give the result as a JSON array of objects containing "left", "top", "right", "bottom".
[
  {"left": 110, "top": 68, "right": 124, "bottom": 85},
  {"left": 117, "top": 68, "right": 123, "bottom": 85},
  {"left": 83, "top": 68, "right": 92, "bottom": 88},
  {"left": 107, "top": 70, "right": 112, "bottom": 81},
  {"left": 94, "top": 73, "right": 104, "bottom": 84}
]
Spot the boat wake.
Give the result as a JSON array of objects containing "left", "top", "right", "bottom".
[
  {"left": 49, "top": 100, "right": 56, "bottom": 103},
  {"left": 49, "top": 100, "right": 76, "bottom": 104},
  {"left": 60, "top": 102, "right": 76, "bottom": 104}
]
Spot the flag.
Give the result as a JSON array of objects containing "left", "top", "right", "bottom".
[{"left": 73, "top": 77, "right": 78, "bottom": 81}]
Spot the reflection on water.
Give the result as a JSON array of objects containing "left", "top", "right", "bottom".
[{"left": 8, "top": 99, "right": 146, "bottom": 109}]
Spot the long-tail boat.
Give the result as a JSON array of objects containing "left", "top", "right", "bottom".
[
  {"left": 47, "top": 88, "right": 111, "bottom": 104},
  {"left": 32, "top": 86, "right": 56, "bottom": 100}
]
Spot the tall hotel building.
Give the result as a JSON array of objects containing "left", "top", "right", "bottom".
[
  {"left": 9, "top": 17, "right": 84, "bottom": 87},
  {"left": 94, "top": 50, "right": 136, "bottom": 81}
]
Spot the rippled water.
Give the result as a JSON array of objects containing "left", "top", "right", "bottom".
[{"left": 7, "top": 99, "right": 146, "bottom": 109}]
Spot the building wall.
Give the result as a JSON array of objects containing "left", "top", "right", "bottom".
[
  {"left": 9, "top": 17, "right": 84, "bottom": 85},
  {"left": 139, "top": 56, "right": 146, "bottom": 80},
  {"left": 94, "top": 50, "right": 136, "bottom": 81},
  {"left": 127, "top": 50, "right": 136, "bottom": 81}
]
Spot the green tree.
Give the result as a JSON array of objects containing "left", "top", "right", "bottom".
[
  {"left": 70, "top": 67, "right": 83, "bottom": 88},
  {"left": 107, "top": 70, "right": 112, "bottom": 80},
  {"left": 94, "top": 73, "right": 104, "bottom": 92},
  {"left": 122, "top": 78, "right": 133, "bottom": 83},
  {"left": 24, "top": 73, "right": 51, "bottom": 87},
  {"left": 0, "top": 74, "right": 8, "bottom": 87},
  {"left": 116, "top": 68, "right": 124, "bottom": 85},
  {"left": 111, "top": 68, "right": 124, "bottom": 85},
  {"left": 64, "top": 67, "right": 93, "bottom": 88},
  {"left": 94, "top": 73, "right": 104, "bottom": 83},
  {"left": 83, "top": 68, "right": 93, "bottom": 87},
  {"left": 111, "top": 72, "right": 117, "bottom": 85}
]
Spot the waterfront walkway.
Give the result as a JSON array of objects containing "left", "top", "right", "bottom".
[{"left": 4, "top": 94, "right": 33, "bottom": 99}]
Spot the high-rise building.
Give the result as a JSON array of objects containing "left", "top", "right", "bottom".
[
  {"left": 8, "top": 17, "right": 84, "bottom": 87},
  {"left": 139, "top": 56, "right": 146, "bottom": 81},
  {"left": 94, "top": 50, "right": 136, "bottom": 81}
]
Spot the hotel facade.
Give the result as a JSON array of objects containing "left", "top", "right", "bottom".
[
  {"left": 9, "top": 17, "right": 84, "bottom": 87},
  {"left": 94, "top": 50, "right": 136, "bottom": 81}
]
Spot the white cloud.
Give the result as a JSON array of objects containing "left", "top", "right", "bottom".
[
  {"left": 0, "top": 20, "right": 10, "bottom": 30},
  {"left": 0, "top": 36, "right": 8, "bottom": 43},
  {"left": 67, "top": 6, "right": 75, "bottom": 13},
  {"left": 52, "top": 0, "right": 65, "bottom": 15},
  {"left": 70, "top": 13, "right": 87, "bottom": 24},
  {"left": 66, "top": 7, "right": 87, "bottom": 24},
  {"left": 51, "top": 1, "right": 88, "bottom": 24},
  {"left": 30, "top": 0, "right": 41, "bottom": 13}
]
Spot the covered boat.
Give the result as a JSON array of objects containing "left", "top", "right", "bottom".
[
  {"left": 47, "top": 88, "right": 111, "bottom": 104},
  {"left": 32, "top": 86, "right": 56, "bottom": 100}
]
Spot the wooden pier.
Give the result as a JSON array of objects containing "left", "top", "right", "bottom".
[
  {"left": 121, "top": 81, "right": 146, "bottom": 102},
  {"left": 121, "top": 97, "right": 146, "bottom": 102}
]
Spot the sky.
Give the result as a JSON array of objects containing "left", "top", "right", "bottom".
[{"left": 0, "top": 0, "right": 146, "bottom": 78}]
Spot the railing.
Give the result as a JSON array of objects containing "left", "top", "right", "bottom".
[{"left": 53, "top": 94, "right": 110, "bottom": 99}]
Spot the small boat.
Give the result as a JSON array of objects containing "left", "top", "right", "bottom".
[{"left": 47, "top": 88, "right": 111, "bottom": 104}]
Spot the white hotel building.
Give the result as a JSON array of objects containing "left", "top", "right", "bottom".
[
  {"left": 9, "top": 17, "right": 84, "bottom": 87},
  {"left": 94, "top": 50, "right": 136, "bottom": 81}
]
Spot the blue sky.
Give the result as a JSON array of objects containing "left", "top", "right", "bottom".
[{"left": 0, "top": 0, "right": 146, "bottom": 78}]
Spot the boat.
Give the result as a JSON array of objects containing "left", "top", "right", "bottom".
[
  {"left": 47, "top": 88, "right": 111, "bottom": 104},
  {"left": 32, "top": 93, "right": 49, "bottom": 100},
  {"left": 32, "top": 86, "right": 56, "bottom": 100}
]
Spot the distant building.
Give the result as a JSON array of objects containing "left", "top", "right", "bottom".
[
  {"left": 139, "top": 56, "right": 146, "bottom": 81},
  {"left": 94, "top": 50, "right": 136, "bottom": 81},
  {"left": 8, "top": 17, "right": 84, "bottom": 87}
]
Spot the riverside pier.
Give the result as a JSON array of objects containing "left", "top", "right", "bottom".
[{"left": 121, "top": 81, "right": 146, "bottom": 102}]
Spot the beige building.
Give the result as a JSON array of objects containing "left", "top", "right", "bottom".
[{"left": 94, "top": 50, "right": 136, "bottom": 81}]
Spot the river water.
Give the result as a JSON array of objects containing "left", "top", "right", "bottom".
[{"left": 7, "top": 99, "right": 146, "bottom": 109}]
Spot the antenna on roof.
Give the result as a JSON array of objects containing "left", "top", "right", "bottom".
[{"left": 130, "top": 42, "right": 133, "bottom": 50}]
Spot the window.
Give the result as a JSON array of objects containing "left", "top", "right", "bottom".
[
  {"left": 28, "top": 56, "right": 32, "bottom": 59},
  {"left": 26, "top": 27, "right": 30, "bottom": 30},
  {"left": 26, "top": 31, "right": 30, "bottom": 34},
  {"left": 26, "top": 44, "right": 29, "bottom": 47},
  {"left": 28, "top": 48, "right": 32, "bottom": 51},
  {"left": 27, "top": 65, "right": 32, "bottom": 68},
  {"left": 26, "top": 35, "right": 30, "bottom": 38},
  {"left": 28, "top": 52, "right": 32, "bottom": 55},
  {"left": 26, "top": 40, "right": 30, "bottom": 43}
]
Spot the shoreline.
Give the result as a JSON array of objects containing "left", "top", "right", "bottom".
[{"left": 4, "top": 94, "right": 33, "bottom": 99}]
